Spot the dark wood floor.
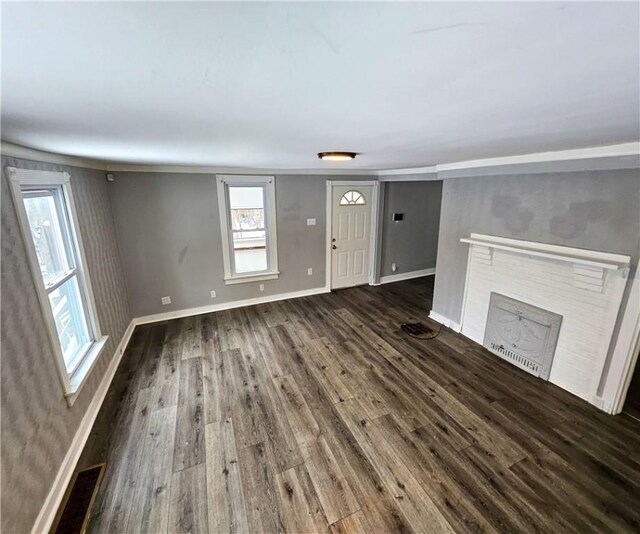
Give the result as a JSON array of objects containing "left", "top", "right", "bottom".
[{"left": 78, "top": 277, "right": 640, "bottom": 533}]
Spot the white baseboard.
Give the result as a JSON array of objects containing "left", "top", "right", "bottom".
[
  {"left": 428, "top": 310, "right": 461, "bottom": 332},
  {"left": 379, "top": 267, "right": 435, "bottom": 285},
  {"left": 32, "top": 320, "right": 136, "bottom": 534},
  {"left": 134, "top": 286, "right": 331, "bottom": 325}
]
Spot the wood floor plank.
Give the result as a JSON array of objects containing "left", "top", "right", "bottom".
[
  {"left": 152, "top": 320, "right": 182, "bottom": 410},
  {"left": 181, "top": 315, "right": 203, "bottom": 360},
  {"left": 237, "top": 441, "right": 286, "bottom": 534},
  {"left": 79, "top": 326, "right": 152, "bottom": 473},
  {"left": 275, "top": 464, "right": 329, "bottom": 534},
  {"left": 329, "top": 511, "right": 372, "bottom": 534},
  {"left": 226, "top": 348, "right": 266, "bottom": 449},
  {"left": 131, "top": 323, "right": 167, "bottom": 392},
  {"left": 304, "top": 435, "right": 360, "bottom": 524},
  {"left": 127, "top": 405, "right": 177, "bottom": 534},
  {"left": 217, "top": 309, "right": 242, "bottom": 351},
  {"left": 244, "top": 349, "right": 304, "bottom": 473},
  {"left": 169, "top": 463, "right": 208, "bottom": 534},
  {"left": 173, "top": 358, "right": 205, "bottom": 473},
  {"left": 272, "top": 374, "right": 321, "bottom": 450},
  {"left": 205, "top": 419, "right": 249, "bottom": 534},
  {"left": 88, "top": 387, "right": 155, "bottom": 533}
]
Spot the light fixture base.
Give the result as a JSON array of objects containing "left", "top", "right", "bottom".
[{"left": 318, "top": 151, "right": 357, "bottom": 161}]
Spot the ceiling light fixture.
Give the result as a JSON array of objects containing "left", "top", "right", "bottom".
[{"left": 318, "top": 151, "right": 357, "bottom": 161}]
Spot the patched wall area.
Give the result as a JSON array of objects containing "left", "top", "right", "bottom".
[{"left": 432, "top": 169, "right": 640, "bottom": 324}]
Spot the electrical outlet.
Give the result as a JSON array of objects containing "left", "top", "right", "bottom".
[
  {"left": 259, "top": 284, "right": 265, "bottom": 292},
  {"left": 306, "top": 218, "right": 316, "bottom": 226},
  {"left": 161, "top": 296, "right": 171, "bottom": 305},
  {"left": 391, "top": 263, "right": 398, "bottom": 272},
  {"left": 307, "top": 268, "right": 313, "bottom": 276},
  {"left": 210, "top": 290, "right": 216, "bottom": 298}
]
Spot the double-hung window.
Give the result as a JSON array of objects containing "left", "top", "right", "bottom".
[
  {"left": 216, "top": 175, "right": 279, "bottom": 284},
  {"left": 7, "top": 168, "right": 107, "bottom": 403}
]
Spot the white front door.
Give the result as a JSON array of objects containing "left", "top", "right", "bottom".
[{"left": 331, "top": 185, "right": 373, "bottom": 289}]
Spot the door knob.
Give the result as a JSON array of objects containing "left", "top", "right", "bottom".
[
  {"left": 332, "top": 238, "right": 336, "bottom": 242},
  {"left": 332, "top": 245, "right": 337, "bottom": 249}
]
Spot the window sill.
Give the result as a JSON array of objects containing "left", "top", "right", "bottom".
[
  {"left": 224, "top": 271, "right": 280, "bottom": 285},
  {"left": 65, "top": 335, "right": 109, "bottom": 406}
]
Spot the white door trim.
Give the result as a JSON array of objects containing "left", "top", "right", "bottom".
[{"left": 325, "top": 180, "right": 380, "bottom": 290}]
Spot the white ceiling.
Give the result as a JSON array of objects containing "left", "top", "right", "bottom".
[{"left": 2, "top": 2, "right": 639, "bottom": 170}]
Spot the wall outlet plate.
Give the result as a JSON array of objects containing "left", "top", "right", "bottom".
[
  {"left": 391, "top": 263, "right": 398, "bottom": 272},
  {"left": 307, "top": 268, "right": 313, "bottom": 275},
  {"left": 161, "top": 296, "right": 171, "bottom": 305},
  {"left": 306, "top": 218, "right": 316, "bottom": 226},
  {"left": 210, "top": 290, "right": 216, "bottom": 298},
  {"left": 259, "top": 284, "right": 265, "bottom": 291}
]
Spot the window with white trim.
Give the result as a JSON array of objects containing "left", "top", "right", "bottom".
[
  {"left": 216, "top": 175, "right": 279, "bottom": 285},
  {"left": 7, "top": 167, "right": 108, "bottom": 402}
]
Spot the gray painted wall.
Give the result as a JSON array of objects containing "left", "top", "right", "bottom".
[
  {"left": 109, "top": 173, "right": 372, "bottom": 317},
  {"left": 380, "top": 181, "right": 442, "bottom": 277},
  {"left": 1, "top": 157, "right": 130, "bottom": 533},
  {"left": 432, "top": 168, "right": 640, "bottom": 325}
]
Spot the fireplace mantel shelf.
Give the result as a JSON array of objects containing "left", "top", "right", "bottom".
[{"left": 460, "top": 233, "right": 631, "bottom": 271}]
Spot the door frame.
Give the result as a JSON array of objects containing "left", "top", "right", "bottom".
[{"left": 325, "top": 180, "right": 381, "bottom": 290}]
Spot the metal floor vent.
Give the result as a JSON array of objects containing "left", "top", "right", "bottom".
[
  {"left": 401, "top": 322, "right": 441, "bottom": 340},
  {"left": 52, "top": 463, "right": 105, "bottom": 534}
]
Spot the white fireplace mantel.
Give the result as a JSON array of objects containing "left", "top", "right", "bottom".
[
  {"left": 459, "top": 233, "right": 631, "bottom": 407},
  {"left": 460, "top": 234, "right": 630, "bottom": 270}
]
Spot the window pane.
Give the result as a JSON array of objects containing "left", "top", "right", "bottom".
[
  {"left": 233, "top": 229, "right": 267, "bottom": 273},
  {"left": 229, "top": 187, "right": 265, "bottom": 231},
  {"left": 48, "top": 276, "right": 91, "bottom": 372},
  {"left": 339, "top": 190, "right": 366, "bottom": 205},
  {"left": 23, "top": 189, "right": 73, "bottom": 287}
]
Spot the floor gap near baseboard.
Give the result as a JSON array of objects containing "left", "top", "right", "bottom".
[{"left": 52, "top": 463, "right": 106, "bottom": 534}]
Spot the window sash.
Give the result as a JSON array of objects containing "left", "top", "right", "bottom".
[
  {"left": 23, "top": 186, "right": 77, "bottom": 286},
  {"left": 44, "top": 268, "right": 77, "bottom": 293},
  {"left": 48, "top": 274, "right": 93, "bottom": 374},
  {"left": 21, "top": 186, "right": 96, "bottom": 372},
  {"left": 226, "top": 184, "right": 272, "bottom": 276}
]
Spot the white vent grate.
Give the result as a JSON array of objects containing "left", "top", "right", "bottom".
[
  {"left": 484, "top": 293, "right": 562, "bottom": 380},
  {"left": 490, "top": 341, "right": 541, "bottom": 375}
]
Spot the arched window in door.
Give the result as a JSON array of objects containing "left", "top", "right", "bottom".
[{"left": 339, "top": 190, "right": 366, "bottom": 206}]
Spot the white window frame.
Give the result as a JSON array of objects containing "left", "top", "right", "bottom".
[
  {"left": 216, "top": 175, "right": 279, "bottom": 285},
  {"left": 7, "top": 167, "right": 108, "bottom": 405}
]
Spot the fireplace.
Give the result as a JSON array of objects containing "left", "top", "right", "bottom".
[
  {"left": 484, "top": 293, "right": 562, "bottom": 380},
  {"left": 455, "top": 233, "right": 630, "bottom": 405}
]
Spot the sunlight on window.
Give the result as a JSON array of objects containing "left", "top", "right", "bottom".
[{"left": 339, "top": 190, "right": 366, "bottom": 205}]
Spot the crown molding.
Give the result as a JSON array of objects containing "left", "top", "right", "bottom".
[
  {"left": 377, "top": 166, "right": 438, "bottom": 180},
  {"left": 0, "top": 141, "right": 109, "bottom": 171},
  {"left": 103, "top": 163, "right": 375, "bottom": 176},
  {"left": 2, "top": 140, "right": 638, "bottom": 178},
  {"left": 435, "top": 142, "right": 640, "bottom": 172}
]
